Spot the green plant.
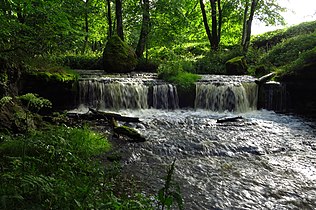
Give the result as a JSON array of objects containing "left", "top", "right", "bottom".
[
  {"left": 0, "top": 96, "right": 12, "bottom": 107},
  {"left": 17, "top": 93, "right": 52, "bottom": 113},
  {"left": 157, "top": 159, "right": 183, "bottom": 210}
]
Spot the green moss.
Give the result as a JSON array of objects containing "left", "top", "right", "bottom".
[
  {"left": 103, "top": 35, "right": 137, "bottom": 73},
  {"left": 226, "top": 56, "right": 247, "bottom": 75},
  {"left": 29, "top": 70, "right": 78, "bottom": 83}
]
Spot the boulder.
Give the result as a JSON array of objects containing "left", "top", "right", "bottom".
[
  {"left": 225, "top": 56, "right": 248, "bottom": 75},
  {"left": 103, "top": 35, "right": 137, "bottom": 73}
]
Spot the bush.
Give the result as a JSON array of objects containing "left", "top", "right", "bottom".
[
  {"left": 259, "top": 32, "right": 316, "bottom": 67},
  {"left": 276, "top": 46, "right": 316, "bottom": 79},
  {"left": 252, "top": 20, "right": 316, "bottom": 49}
]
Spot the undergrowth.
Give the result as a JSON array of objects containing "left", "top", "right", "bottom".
[{"left": 0, "top": 125, "right": 154, "bottom": 209}]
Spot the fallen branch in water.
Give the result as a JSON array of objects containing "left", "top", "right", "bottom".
[
  {"left": 216, "top": 116, "right": 243, "bottom": 123},
  {"left": 88, "top": 108, "right": 141, "bottom": 123}
]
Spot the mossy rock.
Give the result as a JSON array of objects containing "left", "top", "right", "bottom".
[
  {"left": 225, "top": 56, "right": 248, "bottom": 75},
  {"left": 114, "top": 125, "right": 146, "bottom": 143},
  {"left": 103, "top": 35, "right": 137, "bottom": 73}
]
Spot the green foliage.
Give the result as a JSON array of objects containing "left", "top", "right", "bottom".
[
  {"left": 259, "top": 33, "right": 316, "bottom": 67},
  {"left": 276, "top": 46, "right": 316, "bottom": 78},
  {"left": 0, "top": 96, "right": 12, "bottom": 107},
  {"left": 0, "top": 126, "right": 113, "bottom": 210},
  {"left": 17, "top": 93, "right": 52, "bottom": 113},
  {"left": 62, "top": 54, "right": 103, "bottom": 70},
  {"left": 252, "top": 21, "right": 316, "bottom": 49},
  {"left": 157, "top": 159, "right": 183, "bottom": 210}
]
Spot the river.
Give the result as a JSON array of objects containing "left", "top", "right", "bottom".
[
  {"left": 115, "top": 109, "right": 316, "bottom": 210},
  {"left": 74, "top": 73, "right": 316, "bottom": 209}
]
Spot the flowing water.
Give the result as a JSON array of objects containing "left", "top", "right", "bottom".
[
  {"left": 116, "top": 109, "right": 316, "bottom": 210},
  {"left": 74, "top": 73, "right": 316, "bottom": 209}
]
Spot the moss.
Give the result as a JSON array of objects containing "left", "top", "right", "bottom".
[
  {"left": 29, "top": 70, "right": 78, "bottom": 83},
  {"left": 226, "top": 56, "right": 247, "bottom": 75},
  {"left": 103, "top": 35, "right": 137, "bottom": 73}
]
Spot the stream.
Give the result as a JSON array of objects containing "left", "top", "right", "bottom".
[
  {"left": 115, "top": 109, "right": 316, "bottom": 210},
  {"left": 73, "top": 72, "right": 316, "bottom": 209}
]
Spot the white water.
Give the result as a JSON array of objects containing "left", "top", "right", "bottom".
[{"left": 114, "top": 109, "right": 316, "bottom": 210}]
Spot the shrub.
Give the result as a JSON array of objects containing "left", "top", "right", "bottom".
[{"left": 259, "top": 32, "right": 316, "bottom": 67}]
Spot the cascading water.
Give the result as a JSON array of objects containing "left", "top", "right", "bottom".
[
  {"left": 195, "top": 82, "right": 258, "bottom": 112},
  {"left": 71, "top": 72, "right": 316, "bottom": 209},
  {"left": 77, "top": 77, "right": 179, "bottom": 110}
]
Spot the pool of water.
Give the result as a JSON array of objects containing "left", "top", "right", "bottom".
[{"left": 113, "top": 109, "right": 316, "bottom": 210}]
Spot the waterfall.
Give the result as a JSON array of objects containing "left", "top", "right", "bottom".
[
  {"left": 153, "top": 84, "right": 179, "bottom": 109},
  {"left": 258, "top": 81, "right": 286, "bottom": 112},
  {"left": 79, "top": 80, "right": 149, "bottom": 109},
  {"left": 195, "top": 82, "right": 258, "bottom": 112},
  {"left": 78, "top": 79, "right": 179, "bottom": 110},
  {"left": 76, "top": 73, "right": 260, "bottom": 112}
]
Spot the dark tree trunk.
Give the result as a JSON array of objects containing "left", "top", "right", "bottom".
[
  {"left": 199, "top": 0, "right": 212, "bottom": 48},
  {"left": 217, "top": 0, "right": 222, "bottom": 44},
  {"left": 115, "top": 0, "right": 124, "bottom": 41},
  {"left": 136, "top": 0, "right": 150, "bottom": 58},
  {"left": 82, "top": 0, "right": 89, "bottom": 54},
  {"left": 210, "top": 0, "right": 218, "bottom": 50},
  {"left": 241, "top": 0, "right": 249, "bottom": 47},
  {"left": 242, "top": 0, "right": 258, "bottom": 52},
  {"left": 106, "top": 0, "right": 113, "bottom": 38}
]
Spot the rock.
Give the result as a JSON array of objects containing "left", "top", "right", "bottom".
[
  {"left": 103, "top": 35, "right": 137, "bottom": 73},
  {"left": 114, "top": 125, "right": 146, "bottom": 143},
  {"left": 226, "top": 56, "right": 248, "bottom": 75}
]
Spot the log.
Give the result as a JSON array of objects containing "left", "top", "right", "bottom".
[
  {"left": 88, "top": 107, "right": 141, "bottom": 123},
  {"left": 216, "top": 116, "right": 243, "bottom": 123},
  {"left": 255, "top": 72, "right": 275, "bottom": 84}
]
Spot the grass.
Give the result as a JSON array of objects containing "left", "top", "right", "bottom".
[{"left": 0, "top": 125, "right": 154, "bottom": 209}]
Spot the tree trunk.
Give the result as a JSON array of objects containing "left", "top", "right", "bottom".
[
  {"left": 210, "top": 0, "right": 218, "bottom": 50},
  {"left": 241, "top": 0, "right": 249, "bottom": 47},
  {"left": 82, "top": 0, "right": 89, "bottom": 54},
  {"left": 136, "top": 0, "right": 150, "bottom": 58},
  {"left": 199, "top": 0, "right": 212, "bottom": 48},
  {"left": 115, "top": 0, "right": 124, "bottom": 41},
  {"left": 242, "top": 0, "right": 258, "bottom": 52},
  {"left": 217, "top": 0, "right": 222, "bottom": 44},
  {"left": 106, "top": 0, "right": 113, "bottom": 38}
]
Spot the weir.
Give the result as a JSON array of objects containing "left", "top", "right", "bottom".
[{"left": 77, "top": 74, "right": 260, "bottom": 112}]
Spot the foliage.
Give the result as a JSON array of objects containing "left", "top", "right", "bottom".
[
  {"left": 0, "top": 125, "right": 157, "bottom": 209},
  {"left": 61, "top": 54, "right": 103, "bottom": 70},
  {"left": 0, "top": 96, "right": 12, "bottom": 107},
  {"left": 252, "top": 21, "right": 316, "bottom": 49},
  {"left": 157, "top": 159, "right": 183, "bottom": 210},
  {"left": 17, "top": 93, "right": 52, "bottom": 113},
  {"left": 275, "top": 46, "right": 316, "bottom": 79},
  {"left": 259, "top": 32, "right": 316, "bottom": 67}
]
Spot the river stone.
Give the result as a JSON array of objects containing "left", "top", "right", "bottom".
[
  {"left": 225, "top": 56, "right": 248, "bottom": 75},
  {"left": 103, "top": 35, "right": 137, "bottom": 73}
]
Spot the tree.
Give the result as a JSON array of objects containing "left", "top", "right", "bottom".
[
  {"left": 199, "top": 0, "right": 222, "bottom": 50},
  {"left": 241, "top": 0, "right": 285, "bottom": 51},
  {"left": 115, "top": 0, "right": 124, "bottom": 40},
  {"left": 241, "top": 0, "right": 258, "bottom": 52},
  {"left": 135, "top": 0, "right": 150, "bottom": 58}
]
